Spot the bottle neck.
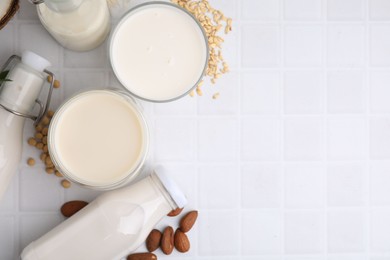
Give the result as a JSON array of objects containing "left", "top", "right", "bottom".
[
  {"left": 150, "top": 173, "right": 179, "bottom": 211},
  {"left": 43, "top": 0, "right": 83, "bottom": 12}
]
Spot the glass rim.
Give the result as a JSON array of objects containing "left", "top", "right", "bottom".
[
  {"left": 47, "top": 89, "right": 150, "bottom": 190},
  {"left": 109, "top": 1, "right": 210, "bottom": 103}
]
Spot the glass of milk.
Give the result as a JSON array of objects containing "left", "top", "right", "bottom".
[
  {"left": 109, "top": 1, "right": 209, "bottom": 102},
  {"left": 48, "top": 90, "right": 149, "bottom": 190}
]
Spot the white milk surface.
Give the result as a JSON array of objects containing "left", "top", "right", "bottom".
[
  {"left": 110, "top": 4, "right": 208, "bottom": 101},
  {"left": 38, "top": 0, "right": 110, "bottom": 51},
  {"left": 51, "top": 91, "right": 145, "bottom": 185}
]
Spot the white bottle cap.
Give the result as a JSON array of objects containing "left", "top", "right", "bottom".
[
  {"left": 21, "top": 51, "right": 51, "bottom": 72},
  {"left": 154, "top": 166, "right": 188, "bottom": 209}
]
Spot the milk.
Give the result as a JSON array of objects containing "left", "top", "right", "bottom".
[
  {"left": 110, "top": 2, "right": 208, "bottom": 101},
  {"left": 21, "top": 169, "right": 187, "bottom": 260},
  {"left": 48, "top": 90, "right": 148, "bottom": 187},
  {"left": 37, "top": 0, "right": 110, "bottom": 51}
]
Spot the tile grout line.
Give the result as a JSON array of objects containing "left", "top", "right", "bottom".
[
  {"left": 365, "top": 0, "right": 371, "bottom": 257},
  {"left": 323, "top": 0, "right": 328, "bottom": 257},
  {"left": 280, "top": 0, "right": 286, "bottom": 257},
  {"left": 236, "top": 0, "right": 243, "bottom": 257}
]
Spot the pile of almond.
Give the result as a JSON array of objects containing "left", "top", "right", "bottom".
[
  {"left": 171, "top": 0, "right": 232, "bottom": 99},
  {"left": 128, "top": 209, "right": 198, "bottom": 260}
]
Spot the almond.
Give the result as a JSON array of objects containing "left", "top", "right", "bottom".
[
  {"left": 161, "top": 226, "right": 174, "bottom": 255},
  {"left": 127, "top": 253, "right": 157, "bottom": 260},
  {"left": 146, "top": 229, "right": 161, "bottom": 252},
  {"left": 179, "top": 210, "right": 198, "bottom": 233},
  {"left": 60, "top": 200, "right": 88, "bottom": 218},
  {"left": 167, "top": 207, "right": 183, "bottom": 217},
  {"left": 174, "top": 229, "right": 190, "bottom": 253}
]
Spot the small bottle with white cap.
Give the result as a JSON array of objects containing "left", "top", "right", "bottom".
[
  {"left": 21, "top": 166, "right": 187, "bottom": 260},
  {"left": 0, "top": 51, "right": 54, "bottom": 201}
]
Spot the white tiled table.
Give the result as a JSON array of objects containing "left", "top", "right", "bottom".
[{"left": 1, "top": 0, "right": 390, "bottom": 259}]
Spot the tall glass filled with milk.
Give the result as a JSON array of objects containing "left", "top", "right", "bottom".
[{"left": 30, "top": 0, "right": 111, "bottom": 51}]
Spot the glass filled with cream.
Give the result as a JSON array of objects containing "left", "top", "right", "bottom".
[
  {"left": 109, "top": 1, "right": 209, "bottom": 102},
  {"left": 48, "top": 90, "right": 149, "bottom": 190}
]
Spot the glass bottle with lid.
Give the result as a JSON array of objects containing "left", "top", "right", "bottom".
[
  {"left": 29, "top": 0, "right": 111, "bottom": 52},
  {"left": 0, "top": 51, "right": 55, "bottom": 201},
  {"left": 21, "top": 167, "right": 187, "bottom": 260}
]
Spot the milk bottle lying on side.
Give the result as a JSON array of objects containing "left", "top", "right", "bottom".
[{"left": 21, "top": 167, "right": 187, "bottom": 260}]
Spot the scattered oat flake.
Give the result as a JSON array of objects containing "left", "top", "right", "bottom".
[{"left": 172, "top": 0, "right": 232, "bottom": 98}]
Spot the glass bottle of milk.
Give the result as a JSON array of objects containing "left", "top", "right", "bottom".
[
  {"left": 21, "top": 167, "right": 187, "bottom": 260},
  {"left": 31, "top": 0, "right": 111, "bottom": 52}
]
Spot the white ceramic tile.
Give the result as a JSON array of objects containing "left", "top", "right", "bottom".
[
  {"left": 370, "top": 162, "right": 390, "bottom": 206},
  {"left": 327, "top": 25, "right": 365, "bottom": 68},
  {"left": 284, "top": 71, "right": 324, "bottom": 114},
  {"left": 284, "top": 25, "right": 323, "bottom": 67},
  {"left": 64, "top": 43, "right": 108, "bottom": 68},
  {"left": 370, "top": 209, "right": 390, "bottom": 252},
  {"left": 327, "top": 210, "right": 367, "bottom": 253},
  {"left": 198, "top": 210, "right": 240, "bottom": 256},
  {"left": 327, "top": 118, "right": 367, "bottom": 160},
  {"left": 154, "top": 94, "right": 197, "bottom": 116},
  {"left": 209, "top": 0, "right": 237, "bottom": 19},
  {"left": 285, "top": 257, "right": 325, "bottom": 260},
  {"left": 19, "top": 167, "right": 63, "bottom": 212},
  {"left": 198, "top": 165, "right": 239, "bottom": 209},
  {"left": 243, "top": 257, "right": 282, "bottom": 260},
  {"left": 370, "top": 71, "right": 390, "bottom": 113},
  {"left": 18, "top": 0, "right": 40, "bottom": 20},
  {"left": 198, "top": 119, "right": 239, "bottom": 162},
  {"left": 241, "top": 117, "right": 281, "bottom": 161},
  {"left": 328, "top": 256, "right": 367, "bottom": 260},
  {"left": 284, "top": 163, "right": 325, "bottom": 208},
  {"left": 20, "top": 213, "right": 64, "bottom": 250},
  {"left": 0, "top": 24, "right": 15, "bottom": 64},
  {"left": 242, "top": 210, "right": 282, "bottom": 254},
  {"left": 284, "top": 211, "right": 325, "bottom": 254},
  {"left": 370, "top": 0, "right": 390, "bottom": 20},
  {"left": 241, "top": 164, "right": 282, "bottom": 208},
  {"left": 4, "top": 0, "right": 390, "bottom": 258},
  {"left": 159, "top": 163, "right": 198, "bottom": 209},
  {"left": 222, "top": 26, "right": 239, "bottom": 69},
  {"left": 242, "top": 25, "right": 280, "bottom": 68},
  {"left": 198, "top": 72, "right": 239, "bottom": 115},
  {"left": 284, "top": 117, "right": 324, "bottom": 161},
  {"left": 0, "top": 175, "right": 16, "bottom": 212},
  {"left": 19, "top": 24, "right": 60, "bottom": 68},
  {"left": 327, "top": 163, "right": 367, "bottom": 207},
  {"left": 370, "top": 25, "right": 390, "bottom": 67},
  {"left": 0, "top": 216, "right": 15, "bottom": 260},
  {"left": 241, "top": 71, "right": 281, "bottom": 115},
  {"left": 63, "top": 71, "right": 106, "bottom": 97},
  {"left": 154, "top": 118, "right": 196, "bottom": 162},
  {"left": 327, "top": 70, "right": 366, "bottom": 113},
  {"left": 241, "top": 0, "right": 280, "bottom": 20},
  {"left": 284, "top": 0, "right": 322, "bottom": 20},
  {"left": 328, "top": 0, "right": 365, "bottom": 20},
  {"left": 64, "top": 185, "right": 102, "bottom": 202},
  {"left": 370, "top": 117, "right": 390, "bottom": 159}
]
